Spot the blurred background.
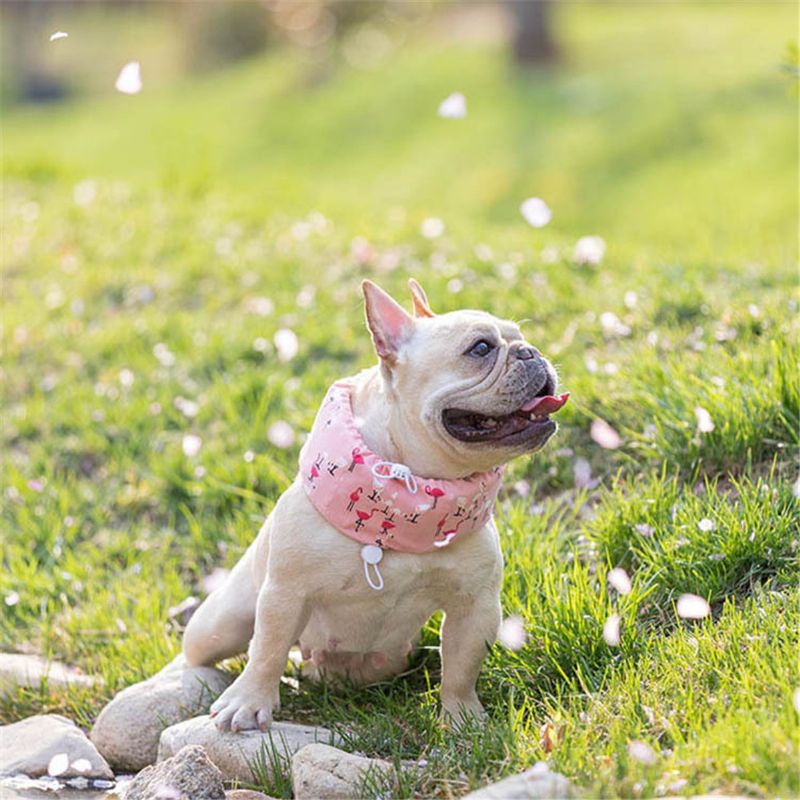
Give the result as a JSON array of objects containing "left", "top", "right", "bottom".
[{"left": 3, "top": 0, "right": 796, "bottom": 257}]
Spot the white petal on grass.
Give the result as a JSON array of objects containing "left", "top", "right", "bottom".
[
  {"left": 498, "top": 616, "right": 527, "bottom": 651},
  {"left": 274, "top": 328, "right": 299, "bottom": 362},
  {"left": 115, "top": 61, "right": 142, "bottom": 95},
  {"left": 608, "top": 567, "right": 632, "bottom": 595},
  {"left": 695, "top": 406, "right": 715, "bottom": 433},
  {"left": 698, "top": 518, "right": 715, "bottom": 532},
  {"left": 50, "top": 31, "right": 69, "bottom": 41},
  {"left": 520, "top": 197, "right": 552, "bottom": 228},
  {"left": 5, "top": 591, "right": 20, "bottom": 607},
  {"left": 627, "top": 740, "right": 657, "bottom": 765},
  {"left": 792, "top": 473, "right": 800, "bottom": 499},
  {"left": 73, "top": 179, "right": 97, "bottom": 207},
  {"left": 420, "top": 217, "right": 445, "bottom": 239},
  {"left": 437, "top": 92, "right": 467, "bottom": 119},
  {"left": 268, "top": 420, "right": 295, "bottom": 449},
  {"left": 153, "top": 342, "right": 176, "bottom": 367},
  {"left": 677, "top": 593, "right": 711, "bottom": 620},
  {"left": 793, "top": 687, "right": 800, "bottom": 713},
  {"left": 635, "top": 523, "right": 654, "bottom": 538},
  {"left": 600, "top": 311, "right": 631, "bottom": 337},
  {"left": 573, "top": 235, "right": 606, "bottom": 266},
  {"left": 181, "top": 434, "right": 202, "bottom": 458},
  {"left": 48, "top": 753, "right": 70, "bottom": 777},
  {"left": 603, "top": 614, "right": 621, "bottom": 646},
  {"left": 591, "top": 418, "right": 622, "bottom": 450},
  {"left": 244, "top": 296, "right": 274, "bottom": 317},
  {"left": 573, "top": 457, "right": 592, "bottom": 489},
  {"left": 175, "top": 397, "right": 199, "bottom": 419},
  {"left": 71, "top": 758, "right": 92, "bottom": 773}
]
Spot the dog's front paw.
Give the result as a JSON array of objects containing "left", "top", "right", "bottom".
[
  {"left": 209, "top": 674, "right": 279, "bottom": 732},
  {"left": 441, "top": 693, "right": 487, "bottom": 728}
]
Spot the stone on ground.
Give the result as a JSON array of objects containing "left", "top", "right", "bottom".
[
  {"left": 462, "top": 762, "right": 573, "bottom": 799},
  {"left": 0, "top": 714, "right": 113, "bottom": 780},
  {"left": 122, "top": 744, "right": 225, "bottom": 800},
  {"left": 90, "top": 655, "right": 233, "bottom": 772},
  {"left": 158, "top": 714, "right": 338, "bottom": 784},
  {"left": 291, "top": 743, "right": 394, "bottom": 800},
  {"left": 226, "top": 791, "right": 277, "bottom": 800},
  {"left": 0, "top": 653, "right": 97, "bottom": 696}
]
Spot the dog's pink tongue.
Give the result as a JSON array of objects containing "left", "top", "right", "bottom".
[{"left": 521, "top": 392, "right": 570, "bottom": 415}]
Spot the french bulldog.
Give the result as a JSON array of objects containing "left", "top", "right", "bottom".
[{"left": 183, "top": 279, "right": 567, "bottom": 731}]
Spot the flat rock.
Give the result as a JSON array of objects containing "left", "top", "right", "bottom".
[
  {"left": 0, "top": 654, "right": 97, "bottom": 696},
  {"left": 90, "top": 655, "right": 233, "bottom": 772},
  {"left": 226, "top": 792, "right": 277, "bottom": 800},
  {"left": 292, "top": 743, "right": 394, "bottom": 800},
  {"left": 0, "top": 779, "right": 116, "bottom": 799},
  {"left": 123, "top": 744, "right": 224, "bottom": 800},
  {"left": 158, "top": 714, "right": 339, "bottom": 784},
  {"left": 0, "top": 714, "right": 113, "bottom": 781},
  {"left": 463, "top": 762, "right": 573, "bottom": 799}
]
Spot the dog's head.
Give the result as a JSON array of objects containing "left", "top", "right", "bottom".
[{"left": 362, "top": 279, "right": 567, "bottom": 476}]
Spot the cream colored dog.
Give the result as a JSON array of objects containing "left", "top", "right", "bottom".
[{"left": 183, "top": 279, "right": 564, "bottom": 732}]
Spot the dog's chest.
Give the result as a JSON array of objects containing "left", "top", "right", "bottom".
[{"left": 302, "top": 541, "right": 495, "bottom": 650}]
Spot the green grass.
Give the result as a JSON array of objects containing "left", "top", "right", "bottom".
[{"left": 2, "top": 2, "right": 799, "bottom": 797}]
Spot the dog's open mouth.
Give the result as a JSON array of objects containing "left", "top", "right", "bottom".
[{"left": 442, "top": 392, "right": 569, "bottom": 443}]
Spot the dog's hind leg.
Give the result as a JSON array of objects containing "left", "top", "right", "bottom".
[{"left": 182, "top": 540, "right": 260, "bottom": 667}]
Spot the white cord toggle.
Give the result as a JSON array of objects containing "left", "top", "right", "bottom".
[
  {"left": 360, "top": 544, "right": 384, "bottom": 591},
  {"left": 370, "top": 461, "right": 418, "bottom": 494}
]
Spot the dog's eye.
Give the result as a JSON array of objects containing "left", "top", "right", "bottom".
[{"left": 467, "top": 339, "right": 495, "bottom": 358}]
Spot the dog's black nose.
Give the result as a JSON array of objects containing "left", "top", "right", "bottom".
[{"left": 515, "top": 345, "right": 539, "bottom": 361}]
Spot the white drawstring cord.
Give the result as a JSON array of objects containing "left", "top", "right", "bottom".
[
  {"left": 360, "top": 544, "right": 384, "bottom": 591},
  {"left": 363, "top": 559, "right": 384, "bottom": 591},
  {"left": 371, "top": 461, "right": 418, "bottom": 494}
]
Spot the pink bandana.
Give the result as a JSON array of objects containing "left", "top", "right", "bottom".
[{"left": 299, "top": 382, "right": 504, "bottom": 589}]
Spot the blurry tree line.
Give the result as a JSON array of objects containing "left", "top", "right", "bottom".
[{"left": 2, "top": 0, "right": 557, "bottom": 103}]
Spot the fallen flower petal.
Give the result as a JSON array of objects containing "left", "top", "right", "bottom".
[
  {"left": 48, "top": 753, "right": 70, "bottom": 777},
  {"left": 520, "top": 197, "right": 552, "bottom": 228},
  {"left": 677, "top": 593, "right": 711, "bottom": 619},
  {"left": 627, "top": 740, "right": 657, "bottom": 764},
  {"left": 438, "top": 92, "right": 467, "bottom": 119},
  {"left": 498, "top": 616, "right": 527, "bottom": 651},
  {"left": 181, "top": 434, "right": 202, "bottom": 458},
  {"left": 591, "top": 418, "right": 622, "bottom": 449},
  {"left": 608, "top": 567, "right": 632, "bottom": 595},
  {"left": 603, "top": 614, "right": 621, "bottom": 646},
  {"left": 695, "top": 406, "right": 715, "bottom": 433},
  {"left": 116, "top": 61, "right": 142, "bottom": 95}
]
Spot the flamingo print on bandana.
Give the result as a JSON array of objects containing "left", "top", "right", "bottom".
[{"left": 298, "top": 382, "right": 504, "bottom": 554}]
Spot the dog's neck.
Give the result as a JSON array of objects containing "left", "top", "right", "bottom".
[{"left": 350, "top": 367, "right": 482, "bottom": 480}]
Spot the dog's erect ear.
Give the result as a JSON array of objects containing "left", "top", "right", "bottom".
[
  {"left": 362, "top": 280, "right": 415, "bottom": 363},
  {"left": 408, "top": 278, "right": 435, "bottom": 318}
]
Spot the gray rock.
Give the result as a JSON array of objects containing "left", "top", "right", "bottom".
[
  {"left": 158, "top": 714, "right": 338, "bottom": 784},
  {"left": 463, "top": 762, "right": 573, "bottom": 799},
  {"left": 0, "top": 654, "right": 97, "bottom": 696},
  {"left": 291, "top": 743, "right": 394, "bottom": 800},
  {"left": 0, "top": 780, "right": 116, "bottom": 799},
  {"left": 0, "top": 714, "right": 113, "bottom": 780},
  {"left": 122, "top": 744, "right": 225, "bottom": 800},
  {"left": 226, "top": 792, "right": 277, "bottom": 800},
  {"left": 90, "top": 655, "right": 233, "bottom": 772},
  {"left": 0, "top": 778, "right": 117, "bottom": 799}
]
